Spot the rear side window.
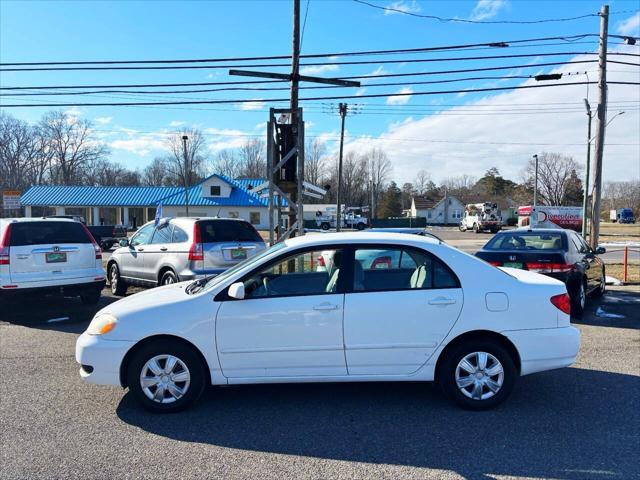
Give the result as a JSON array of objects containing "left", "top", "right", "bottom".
[
  {"left": 10, "top": 222, "right": 91, "bottom": 246},
  {"left": 151, "top": 224, "right": 173, "bottom": 244},
  {"left": 198, "top": 220, "right": 262, "bottom": 243},
  {"left": 171, "top": 226, "right": 189, "bottom": 243}
]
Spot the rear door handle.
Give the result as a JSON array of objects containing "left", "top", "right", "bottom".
[
  {"left": 429, "top": 297, "right": 456, "bottom": 306},
  {"left": 137, "top": 247, "right": 144, "bottom": 252},
  {"left": 160, "top": 247, "right": 168, "bottom": 251},
  {"left": 313, "top": 303, "right": 339, "bottom": 311}
]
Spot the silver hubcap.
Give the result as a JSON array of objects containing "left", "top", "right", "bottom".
[
  {"left": 455, "top": 351, "right": 504, "bottom": 401},
  {"left": 110, "top": 268, "right": 117, "bottom": 290},
  {"left": 140, "top": 354, "right": 190, "bottom": 404},
  {"left": 163, "top": 275, "right": 175, "bottom": 285}
]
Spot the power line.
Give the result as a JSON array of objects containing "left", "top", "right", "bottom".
[
  {"left": 7, "top": 81, "right": 640, "bottom": 108},
  {"left": 353, "top": 0, "right": 601, "bottom": 24},
  {"left": 6, "top": 51, "right": 638, "bottom": 72}
]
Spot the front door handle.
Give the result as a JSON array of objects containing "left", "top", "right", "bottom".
[
  {"left": 429, "top": 297, "right": 456, "bottom": 306},
  {"left": 160, "top": 247, "right": 168, "bottom": 251},
  {"left": 136, "top": 247, "right": 144, "bottom": 252},
  {"left": 313, "top": 303, "right": 339, "bottom": 311}
]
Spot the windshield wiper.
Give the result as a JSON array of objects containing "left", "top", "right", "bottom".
[{"left": 185, "top": 275, "right": 216, "bottom": 294}]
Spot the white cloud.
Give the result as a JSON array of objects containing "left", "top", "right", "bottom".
[
  {"left": 386, "top": 87, "right": 413, "bottom": 105},
  {"left": 342, "top": 51, "right": 640, "bottom": 185},
  {"left": 300, "top": 64, "right": 339, "bottom": 75},
  {"left": 169, "top": 120, "right": 185, "bottom": 127},
  {"left": 616, "top": 12, "right": 640, "bottom": 36},
  {"left": 110, "top": 136, "right": 166, "bottom": 156},
  {"left": 94, "top": 116, "right": 112, "bottom": 125},
  {"left": 240, "top": 100, "right": 266, "bottom": 111},
  {"left": 384, "top": 1, "right": 420, "bottom": 15},
  {"left": 469, "top": 0, "right": 508, "bottom": 21},
  {"left": 355, "top": 87, "right": 367, "bottom": 96}
]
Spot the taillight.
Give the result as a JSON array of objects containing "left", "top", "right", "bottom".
[
  {"left": 526, "top": 262, "right": 573, "bottom": 273},
  {"left": 80, "top": 223, "right": 102, "bottom": 259},
  {"left": 189, "top": 223, "right": 204, "bottom": 261},
  {"left": 488, "top": 261, "right": 502, "bottom": 267},
  {"left": 0, "top": 224, "right": 11, "bottom": 265},
  {"left": 550, "top": 293, "right": 571, "bottom": 315},
  {"left": 317, "top": 255, "right": 326, "bottom": 267}
]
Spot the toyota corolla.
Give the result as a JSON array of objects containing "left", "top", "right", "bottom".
[{"left": 76, "top": 232, "right": 580, "bottom": 412}]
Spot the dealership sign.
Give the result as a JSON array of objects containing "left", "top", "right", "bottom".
[
  {"left": 2, "top": 190, "right": 21, "bottom": 210},
  {"left": 517, "top": 205, "right": 583, "bottom": 231}
]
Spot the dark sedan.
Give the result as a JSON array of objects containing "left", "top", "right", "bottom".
[{"left": 475, "top": 228, "right": 606, "bottom": 317}]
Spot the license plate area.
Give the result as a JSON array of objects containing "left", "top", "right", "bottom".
[
  {"left": 502, "top": 262, "right": 522, "bottom": 269},
  {"left": 230, "top": 248, "right": 247, "bottom": 260},
  {"left": 46, "top": 252, "right": 67, "bottom": 263}
]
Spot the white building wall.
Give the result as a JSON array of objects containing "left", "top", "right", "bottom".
[{"left": 162, "top": 206, "right": 271, "bottom": 230}]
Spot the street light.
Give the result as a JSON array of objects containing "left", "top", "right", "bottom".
[
  {"left": 582, "top": 99, "right": 593, "bottom": 237},
  {"left": 532, "top": 154, "right": 539, "bottom": 228},
  {"left": 182, "top": 135, "right": 190, "bottom": 217}
]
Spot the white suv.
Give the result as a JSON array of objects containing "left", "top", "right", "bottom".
[{"left": 0, "top": 218, "right": 106, "bottom": 304}]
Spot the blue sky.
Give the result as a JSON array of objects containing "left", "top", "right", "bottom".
[{"left": 1, "top": 0, "right": 639, "bottom": 184}]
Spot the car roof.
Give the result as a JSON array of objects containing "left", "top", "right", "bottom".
[
  {"left": 0, "top": 217, "right": 76, "bottom": 224},
  {"left": 284, "top": 231, "right": 440, "bottom": 248}
]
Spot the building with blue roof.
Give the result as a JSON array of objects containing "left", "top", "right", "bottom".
[{"left": 20, "top": 174, "right": 279, "bottom": 229}]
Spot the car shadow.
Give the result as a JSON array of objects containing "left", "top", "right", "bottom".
[
  {"left": 116, "top": 368, "right": 639, "bottom": 479},
  {"left": 573, "top": 289, "right": 640, "bottom": 330},
  {"left": 0, "top": 292, "right": 119, "bottom": 334}
]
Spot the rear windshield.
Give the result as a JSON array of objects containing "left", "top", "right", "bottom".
[
  {"left": 198, "top": 220, "right": 262, "bottom": 243},
  {"left": 10, "top": 221, "right": 91, "bottom": 246},
  {"left": 484, "top": 232, "right": 565, "bottom": 251}
]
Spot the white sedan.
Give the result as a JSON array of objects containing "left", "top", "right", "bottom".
[{"left": 76, "top": 232, "right": 580, "bottom": 412}]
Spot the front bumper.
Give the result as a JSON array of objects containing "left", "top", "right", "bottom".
[
  {"left": 503, "top": 326, "right": 580, "bottom": 376},
  {"left": 75, "top": 332, "right": 135, "bottom": 386}
]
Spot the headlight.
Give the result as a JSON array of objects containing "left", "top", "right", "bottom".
[{"left": 87, "top": 313, "right": 118, "bottom": 335}]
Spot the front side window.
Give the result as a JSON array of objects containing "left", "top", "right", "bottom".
[
  {"left": 242, "top": 248, "right": 344, "bottom": 298},
  {"left": 353, "top": 247, "right": 458, "bottom": 292},
  {"left": 130, "top": 224, "right": 154, "bottom": 246}
]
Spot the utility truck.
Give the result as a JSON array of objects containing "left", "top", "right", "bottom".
[
  {"left": 459, "top": 203, "right": 502, "bottom": 233},
  {"left": 314, "top": 210, "right": 368, "bottom": 231}
]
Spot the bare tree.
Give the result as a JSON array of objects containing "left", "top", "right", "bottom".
[
  {"left": 603, "top": 180, "right": 640, "bottom": 218},
  {"left": 39, "top": 111, "right": 109, "bottom": 185},
  {"left": 238, "top": 139, "right": 265, "bottom": 178},
  {"left": 524, "top": 152, "right": 583, "bottom": 206},
  {"left": 85, "top": 159, "right": 141, "bottom": 186},
  {"left": 165, "top": 128, "right": 207, "bottom": 187},
  {"left": 210, "top": 149, "right": 242, "bottom": 179},
  {"left": 305, "top": 138, "right": 326, "bottom": 187},
  {"left": 414, "top": 169, "right": 433, "bottom": 195},
  {"left": 361, "top": 148, "right": 392, "bottom": 218},
  {"left": 142, "top": 157, "right": 174, "bottom": 186}
]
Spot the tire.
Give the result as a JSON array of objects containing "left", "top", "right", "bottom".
[
  {"left": 459, "top": 224, "right": 466, "bottom": 232},
  {"left": 438, "top": 340, "right": 517, "bottom": 410},
  {"left": 109, "top": 263, "right": 128, "bottom": 297},
  {"left": 592, "top": 268, "right": 606, "bottom": 298},
  {"left": 321, "top": 222, "right": 330, "bottom": 231},
  {"left": 160, "top": 270, "right": 178, "bottom": 286},
  {"left": 80, "top": 288, "right": 101, "bottom": 305},
  {"left": 473, "top": 223, "right": 480, "bottom": 234},
  {"left": 126, "top": 339, "right": 206, "bottom": 413},
  {"left": 356, "top": 223, "right": 366, "bottom": 231},
  {"left": 570, "top": 279, "right": 586, "bottom": 318}
]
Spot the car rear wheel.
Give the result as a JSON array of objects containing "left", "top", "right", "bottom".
[
  {"left": 126, "top": 339, "right": 206, "bottom": 413},
  {"left": 439, "top": 340, "right": 517, "bottom": 410},
  {"left": 473, "top": 223, "right": 480, "bottom": 234},
  {"left": 321, "top": 222, "right": 330, "bottom": 231},
  {"left": 160, "top": 270, "right": 178, "bottom": 285},
  {"left": 109, "top": 263, "right": 128, "bottom": 297},
  {"left": 459, "top": 224, "right": 466, "bottom": 232},
  {"left": 593, "top": 269, "right": 606, "bottom": 297},
  {"left": 571, "top": 280, "right": 586, "bottom": 318},
  {"left": 356, "top": 223, "right": 366, "bottom": 231}
]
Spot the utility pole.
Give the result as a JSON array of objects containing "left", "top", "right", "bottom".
[
  {"left": 582, "top": 99, "right": 593, "bottom": 238},
  {"left": 182, "top": 135, "right": 190, "bottom": 217},
  {"left": 336, "top": 103, "right": 347, "bottom": 232},
  {"left": 590, "top": 4, "right": 609, "bottom": 249},
  {"left": 531, "top": 154, "right": 539, "bottom": 227}
]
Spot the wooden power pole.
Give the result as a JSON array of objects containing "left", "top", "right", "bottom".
[
  {"left": 590, "top": 4, "right": 609, "bottom": 248},
  {"left": 336, "top": 103, "right": 347, "bottom": 232}
]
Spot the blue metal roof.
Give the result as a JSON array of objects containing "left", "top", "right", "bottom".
[
  {"left": 20, "top": 185, "right": 184, "bottom": 207},
  {"left": 21, "top": 174, "right": 271, "bottom": 208}
]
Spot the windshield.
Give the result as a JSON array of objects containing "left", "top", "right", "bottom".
[
  {"left": 200, "top": 241, "right": 286, "bottom": 292},
  {"left": 484, "top": 232, "right": 564, "bottom": 251}
]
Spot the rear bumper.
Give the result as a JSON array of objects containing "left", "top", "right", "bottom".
[
  {"left": 503, "top": 326, "right": 580, "bottom": 376},
  {"left": 76, "top": 332, "right": 134, "bottom": 386},
  {"left": 0, "top": 278, "right": 105, "bottom": 297}
]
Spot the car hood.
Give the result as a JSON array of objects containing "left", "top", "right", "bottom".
[{"left": 99, "top": 281, "right": 193, "bottom": 317}]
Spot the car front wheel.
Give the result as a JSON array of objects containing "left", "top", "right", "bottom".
[
  {"left": 126, "top": 339, "right": 206, "bottom": 413},
  {"left": 439, "top": 340, "right": 517, "bottom": 410}
]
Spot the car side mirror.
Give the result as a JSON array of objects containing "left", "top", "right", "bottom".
[
  {"left": 596, "top": 246, "right": 606, "bottom": 254},
  {"left": 228, "top": 282, "right": 245, "bottom": 300},
  {"left": 119, "top": 239, "right": 130, "bottom": 247}
]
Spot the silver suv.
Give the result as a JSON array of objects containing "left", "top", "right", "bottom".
[{"left": 107, "top": 217, "right": 266, "bottom": 296}]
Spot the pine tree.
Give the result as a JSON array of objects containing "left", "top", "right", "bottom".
[{"left": 378, "top": 181, "right": 402, "bottom": 218}]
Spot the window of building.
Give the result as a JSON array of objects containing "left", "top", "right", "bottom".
[
  {"left": 228, "top": 211, "right": 239, "bottom": 219},
  {"left": 210, "top": 185, "right": 221, "bottom": 196},
  {"left": 250, "top": 212, "right": 261, "bottom": 225}
]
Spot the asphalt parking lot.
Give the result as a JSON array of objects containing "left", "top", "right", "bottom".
[{"left": 1, "top": 283, "right": 638, "bottom": 480}]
